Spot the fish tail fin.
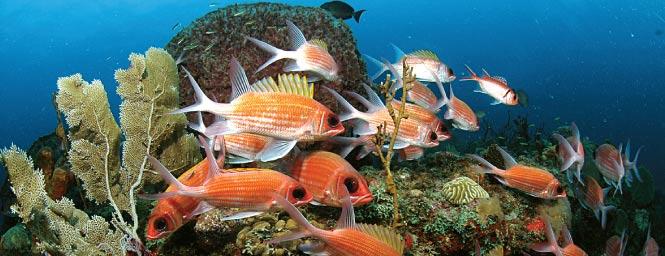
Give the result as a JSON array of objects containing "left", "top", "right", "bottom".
[
  {"left": 245, "top": 36, "right": 293, "bottom": 73},
  {"left": 323, "top": 86, "right": 367, "bottom": 122},
  {"left": 459, "top": 64, "right": 478, "bottom": 81},
  {"left": 171, "top": 67, "right": 229, "bottom": 115},
  {"left": 141, "top": 156, "right": 200, "bottom": 199},
  {"left": 363, "top": 54, "right": 388, "bottom": 80},
  {"left": 466, "top": 154, "right": 505, "bottom": 176},
  {"left": 530, "top": 215, "right": 561, "bottom": 254},
  {"left": 353, "top": 10, "right": 366, "bottom": 23},
  {"left": 632, "top": 145, "right": 644, "bottom": 182},
  {"left": 332, "top": 136, "right": 373, "bottom": 159},
  {"left": 269, "top": 193, "right": 320, "bottom": 244},
  {"left": 552, "top": 133, "right": 577, "bottom": 172},
  {"left": 599, "top": 205, "right": 615, "bottom": 230}
]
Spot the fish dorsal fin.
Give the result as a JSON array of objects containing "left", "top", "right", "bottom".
[
  {"left": 482, "top": 68, "right": 491, "bottom": 77},
  {"left": 571, "top": 122, "right": 581, "bottom": 147},
  {"left": 309, "top": 39, "right": 328, "bottom": 51},
  {"left": 335, "top": 187, "right": 356, "bottom": 230},
  {"left": 362, "top": 83, "right": 385, "bottom": 108},
  {"left": 251, "top": 73, "right": 314, "bottom": 98},
  {"left": 408, "top": 49, "right": 440, "bottom": 61},
  {"left": 496, "top": 146, "right": 518, "bottom": 169},
  {"left": 390, "top": 43, "right": 406, "bottom": 62},
  {"left": 493, "top": 76, "right": 507, "bottom": 84},
  {"left": 229, "top": 57, "right": 252, "bottom": 100},
  {"left": 286, "top": 20, "right": 307, "bottom": 50},
  {"left": 356, "top": 223, "right": 405, "bottom": 255}
]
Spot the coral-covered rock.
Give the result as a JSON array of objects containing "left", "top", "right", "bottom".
[{"left": 165, "top": 3, "right": 368, "bottom": 125}]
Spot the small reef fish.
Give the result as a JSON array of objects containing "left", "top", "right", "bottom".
[
  {"left": 246, "top": 20, "right": 339, "bottom": 81},
  {"left": 142, "top": 138, "right": 313, "bottom": 220},
  {"left": 621, "top": 140, "right": 643, "bottom": 185},
  {"left": 365, "top": 44, "right": 455, "bottom": 83},
  {"left": 594, "top": 143, "right": 625, "bottom": 194},
  {"left": 552, "top": 122, "right": 585, "bottom": 184},
  {"left": 605, "top": 230, "right": 627, "bottom": 256},
  {"left": 173, "top": 59, "right": 345, "bottom": 161},
  {"left": 530, "top": 216, "right": 588, "bottom": 256},
  {"left": 171, "top": 22, "right": 181, "bottom": 31},
  {"left": 290, "top": 151, "right": 373, "bottom": 207},
  {"left": 146, "top": 150, "right": 221, "bottom": 240},
  {"left": 461, "top": 65, "right": 518, "bottom": 106},
  {"left": 574, "top": 176, "right": 614, "bottom": 229},
  {"left": 270, "top": 188, "right": 405, "bottom": 256},
  {"left": 398, "top": 145, "right": 424, "bottom": 161},
  {"left": 468, "top": 147, "right": 566, "bottom": 199},
  {"left": 325, "top": 84, "right": 439, "bottom": 149},
  {"left": 320, "top": 1, "right": 366, "bottom": 23},
  {"left": 442, "top": 83, "right": 479, "bottom": 131},
  {"left": 643, "top": 226, "right": 660, "bottom": 256}
]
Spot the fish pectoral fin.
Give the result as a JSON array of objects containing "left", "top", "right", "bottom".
[
  {"left": 309, "top": 200, "right": 325, "bottom": 206},
  {"left": 227, "top": 154, "right": 254, "bottom": 164},
  {"left": 220, "top": 211, "right": 264, "bottom": 221},
  {"left": 387, "top": 140, "right": 410, "bottom": 150},
  {"left": 187, "top": 201, "right": 216, "bottom": 218},
  {"left": 258, "top": 140, "right": 298, "bottom": 162}
]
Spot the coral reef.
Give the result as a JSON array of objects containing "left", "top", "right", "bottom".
[
  {"left": 165, "top": 2, "right": 368, "bottom": 125},
  {"left": 441, "top": 176, "right": 489, "bottom": 205}
]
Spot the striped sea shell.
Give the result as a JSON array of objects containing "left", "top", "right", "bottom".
[{"left": 441, "top": 176, "right": 489, "bottom": 205}]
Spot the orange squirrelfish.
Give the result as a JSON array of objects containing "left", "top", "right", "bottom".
[
  {"left": 442, "top": 83, "right": 479, "bottom": 131},
  {"left": 326, "top": 84, "right": 438, "bottom": 149},
  {"left": 290, "top": 151, "right": 373, "bottom": 207},
  {"left": 605, "top": 230, "right": 627, "bottom": 256},
  {"left": 174, "top": 58, "right": 344, "bottom": 161},
  {"left": 246, "top": 20, "right": 339, "bottom": 81},
  {"left": 530, "top": 216, "right": 588, "bottom": 256},
  {"left": 552, "top": 122, "right": 585, "bottom": 184},
  {"left": 460, "top": 65, "right": 518, "bottom": 106},
  {"left": 398, "top": 145, "right": 425, "bottom": 161},
  {"left": 270, "top": 188, "right": 405, "bottom": 256},
  {"left": 575, "top": 176, "right": 615, "bottom": 229},
  {"left": 468, "top": 147, "right": 566, "bottom": 199},
  {"left": 365, "top": 44, "right": 455, "bottom": 83},
  {"left": 643, "top": 226, "right": 660, "bottom": 256},
  {"left": 594, "top": 144, "right": 625, "bottom": 194},
  {"left": 143, "top": 138, "right": 313, "bottom": 220}
]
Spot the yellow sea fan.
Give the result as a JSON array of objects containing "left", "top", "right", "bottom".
[{"left": 441, "top": 176, "right": 489, "bottom": 205}]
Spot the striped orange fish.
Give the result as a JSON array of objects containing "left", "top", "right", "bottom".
[
  {"left": 246, "top": 20, "right": 339, "bottom": 81},
  {"left": 398, "top": 145, "right": 424, "bottom": 161},
  {"left": 460, "top": 65, "right": 518, "bottom": 106},
  {"left": 146, "top": 158, "right": 213, "bottom": 240},
  {"left": 605, "top": 230, "right": 627, "bottom": 256},
  {"left": 553, "top": 122, "right": 585, "bottom": 183},
  {"left": 391, "top": 79, "right": 438, "bottom": 110},
  {"left": 530, "top": 216, "right": 588, "bottom": 256},
  {"left": 271, "top": 188, "right": 404, "bottom": 256},
  {"left": 217, "top": 134, "right": 273, "bottom": 164},
  {"left": 468, "top": 147, "right": 566, "bottom": 199},
  {"left": 365, "top": 44, "right": 455, "bottom": 83},
  {"left": 390, "top": 101, "right": 451, "bottom": 141},
  {"left": 174, "top": 59, "right": 344, "bottom": 161},
  {"left": 143, "top": 152, "right": 313, "bottom": 220},
  {"left": 574, "top": 176, "right": 614, "bottom": 229},
  {"left": 442, "top": 83, "right": 479, "bottom": 131},
  {"left": 326, "top": 84, "right": 438, "bottom": 149},
  {"left": 643, "top": 226, "right": 659, "bottom": 256},
  {"left": 290, "top": 151, "right": 373, "bottom": 207},
  {"left": 594, "top": 144, "right": 625, "bottom": 194}
]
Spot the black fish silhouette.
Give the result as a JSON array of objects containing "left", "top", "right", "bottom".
[{"left": 320, "top": 1, "right": 366, "bottom": 23}]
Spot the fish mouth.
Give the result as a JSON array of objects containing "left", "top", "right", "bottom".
[{"left": 351, "top": 193, "right": 374, "bottom": 205}]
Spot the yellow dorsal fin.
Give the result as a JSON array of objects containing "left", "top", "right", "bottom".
[
  {"left": 356, "top": 223, "right": 405, "bottom": 255},
  {"left": 250, "top": 73, "right": 314, "bottom": 98},
  {"left": 408, "top": 50, "right": 440, "bottom": 61},
  {"left": 309, "top": 39, "right": 329, "bottom": 51}
]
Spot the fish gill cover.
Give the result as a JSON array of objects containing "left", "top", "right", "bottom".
[{"left": 0, "top": 2, "right": 663, "bottom": 256}]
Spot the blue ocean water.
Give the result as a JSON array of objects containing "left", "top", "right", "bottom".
[{"left": 1, "top": 0, "right": 664, "bottom": 190}]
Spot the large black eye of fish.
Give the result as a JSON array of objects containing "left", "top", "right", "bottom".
[
  {"left": 344, "top": 177, "right": 359, "bottom": 193},
  {"left": 327, "top": 115, "right": 340, "bottom": 127},
  {"left": 556, "top": 186, "right": 564, "bottom": 195},
  {"left": 447, "top": 66, "right": 454, "bottom": 76},
  {"left": 292, "top": 186, "right": 306, "bottom": 200},
  {"left": 154, "top": 217, "right": 168, "bottom": 232},
  {"left": 429, "top": 131, "right": 438, "bottom": 141}
]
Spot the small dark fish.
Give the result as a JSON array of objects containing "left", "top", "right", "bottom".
[
  {"left": 516, "top": 89, "right": 529, "bottom": 107},
  {"left": 320, "top": 1, "right": 366, "bottom": 23},
  {"left": 171, "top": 22, "right": 181, "bottom": 31}
]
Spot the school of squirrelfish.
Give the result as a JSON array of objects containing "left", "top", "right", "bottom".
[{"left": 140, "top": 13, "right": 660, "bottom": 255}]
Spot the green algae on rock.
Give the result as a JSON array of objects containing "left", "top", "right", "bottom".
[{"left": 441, "top": 176, "right": 489, "bottom": 205}]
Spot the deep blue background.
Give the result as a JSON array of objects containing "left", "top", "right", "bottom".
[{"left": 1, "top": 1, "right": 664, "bottom": 189}]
